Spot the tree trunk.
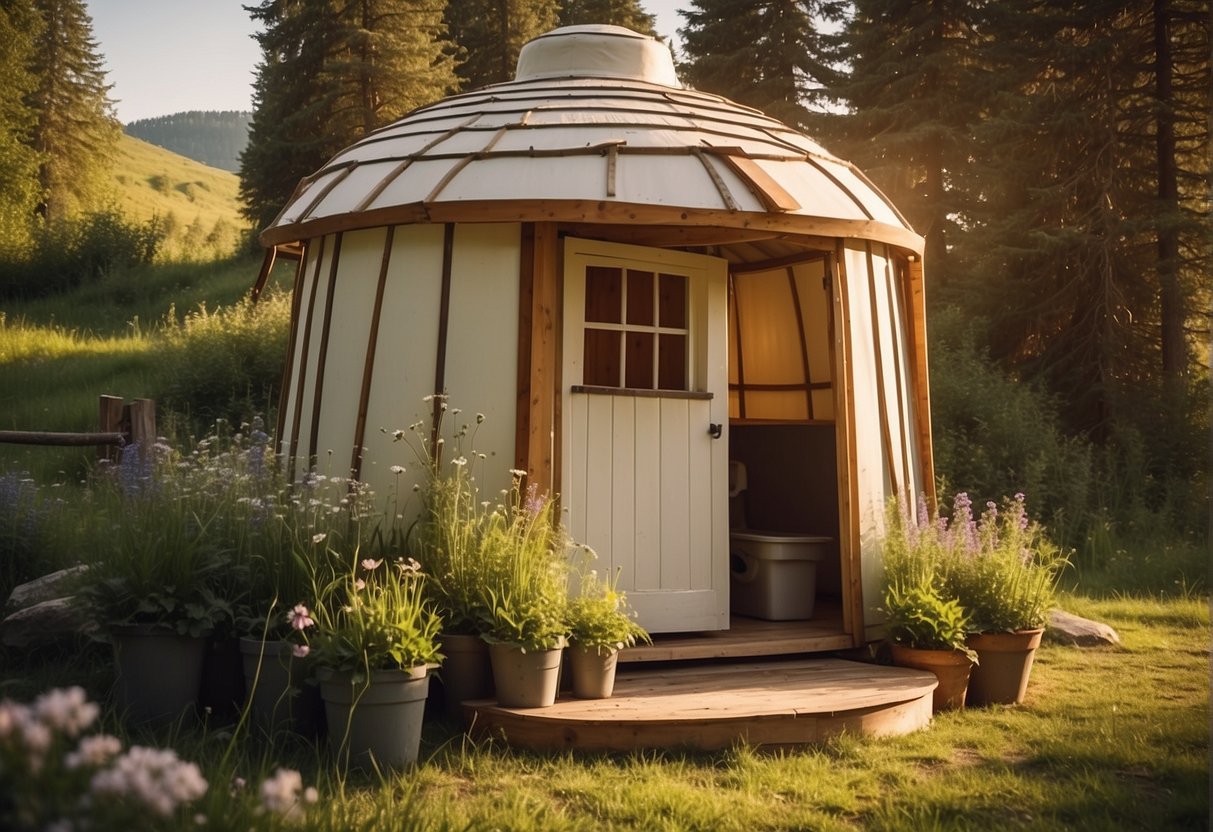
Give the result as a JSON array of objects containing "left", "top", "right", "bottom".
[{"left": 1154, "top": 0, "right": 1185, "bottom": 385}]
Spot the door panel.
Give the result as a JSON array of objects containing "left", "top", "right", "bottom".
[{"left": 562, "top": 238, "right": 728, "bottom": 633}]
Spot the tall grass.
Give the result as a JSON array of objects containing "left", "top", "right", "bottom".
[
  {"left": 0, "top": 255, "right": 289, "bottom": 482},
  {"left": 1, "top": 595, "right": 1203, "bottom": 830}
]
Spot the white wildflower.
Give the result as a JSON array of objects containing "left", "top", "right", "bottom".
[
  {"left": 390, "top": 464, "right": 406, "bottom": 474},
  {"left": 33, "top": 686, "right": 99, "bottom": 737},
  {"left": 311, "top": 532, "right": 327, "bottom": 544},
  {"left": 90, "top": 746, "right": 208, "bottom": 818},
  {"left": 258, "top": 767, "right": 315, "bottom": 823},
  {"left": 65, "top": 734, "right": 123, "bottom": 770}
]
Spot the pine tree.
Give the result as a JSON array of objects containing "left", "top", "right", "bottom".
[
  {"left": 0, "top": 0, "right": 43, "bottom": 251},
  {"left": 678, "top": 0, "right": 844, "bottom": 131},
  {"left": 827, "top": 0, "right": 987, "bottom": 282},
  {"left": 957, "top": 0, "right": 1209, "bottom": 442},
  {"left": 240, "top": 0, "right": 456, "bottom": 233},
  {"left": 558, "top": 0, "right": 656, "bottom": 33},
  {"left": 445, "top": 0, "right": 559, "bottom": 90},
  {"left": 26, "top": 0, "right": 119, "bottom": 221}
]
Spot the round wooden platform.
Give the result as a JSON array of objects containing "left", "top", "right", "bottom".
[{"left": 463, "top": 658, "right": 937, "bottom": 752}]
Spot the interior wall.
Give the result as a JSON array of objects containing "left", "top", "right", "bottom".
[{"left": 728, "top": 423, "right": 841, "bottom": 598}]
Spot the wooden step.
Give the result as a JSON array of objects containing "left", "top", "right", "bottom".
[
  {"left": 463, "top": 658, "right": 937, "bottom": 752},
  {"left": 620, "top": 607, "right": 852, "bottom": 663}
]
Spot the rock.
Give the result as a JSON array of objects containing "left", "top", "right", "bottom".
[
  {"left": 6, "top": 565, "right": 88, "bottom": 612},
  {"left": 1, "top": 596, "right": 95, "bottom": 648},
  {"left": 1047, "top": 609, "right": 1120, "bottom": 646}
]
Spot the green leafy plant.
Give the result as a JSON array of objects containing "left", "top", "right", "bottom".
[
  {"left": 566, "top": 562, "right": 650, "bottom": 655},
  {"left": 303, "top": 552, "right": 443, "bottom": 682},
  {"left": 940, "top": 493, "right": 1068, "bottom": 633},
  {"left": 75, "top": 441, "right": 242, "bottom": 638},
  {"left": 399, "top": 404, "right": 501, "bottom": 637},
  {"left": 883, "top": 492, "right": 1069, "bottom": 641},
  {"left": 475, "top": 477, "right": 570, "bottom": 652}
]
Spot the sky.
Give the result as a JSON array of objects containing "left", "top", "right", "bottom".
[{"left": 84, "top": 1, "right": 691, "bottom": 124}]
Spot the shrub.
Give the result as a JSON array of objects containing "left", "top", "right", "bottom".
[
  {"left": 0, "top": 210, "right": 165, "bottom": 299},
  {"left": 156, "top": 292, "right": 290, "bottom": 430}
]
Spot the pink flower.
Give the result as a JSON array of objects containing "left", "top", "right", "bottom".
[
  {"left": 286, "top": 605, "right": 314, "bottom": 631},
  {"left": 353, "top": 578, "right": 366, "bottom": 591},
  {"left": 291, "top": 644, "right": 310, "bottom": 659},
  {"left": 360, "top": 558, "right": 382, "bottom": 571}
]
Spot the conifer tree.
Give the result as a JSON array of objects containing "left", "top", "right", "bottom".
[
  {"left": 558, "top": 0, "right": 656, "bottom": 33},
  {"left": 827, "top": 0, "right": 986, "bottom": 282},
  {"left": 240, "top": 0, "right": 456, "bottom": 233},
  {"left": 0, "top": 0, "right": 43, "bottom": 251},
  {"left": 26, "top": 0, "right": 119, "bottom": 221},
  {"left": 445, "top": 0, "right": 559, "bottom": 90},
  {"left": 678, "top": 0, "right": 844, "bottom": 130}
]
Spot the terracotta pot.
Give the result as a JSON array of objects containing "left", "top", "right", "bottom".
[
  {"left": 437, "top": 633, "right": 494, "bottom": 719},
  {"left": 488, "top": 642, "right": 563, "bottom": 708},
  {"left": 965, "top": 628, "right": 1045, "bottom": 706},
  {"left": 111, "top": 624, "right": 206, "bottom": 725},
  {"left": 567, "top": 645, "right": 619, "bottom": 699},
  {"left": 320, "top": 666, "right": 430, "bottom": 768},
  {"left": 888, "top": 642, "right": 974, "bottom": 711},
  {"left": 239, "top": 638, "right": 324, "bottom": 737}
]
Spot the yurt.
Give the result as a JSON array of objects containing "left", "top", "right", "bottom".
[{"left": 256, "top": 25, "right": 934, "bottom": 648}]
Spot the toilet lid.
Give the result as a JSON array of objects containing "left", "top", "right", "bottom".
[{"left": 730, "top": 531, "right": 833, "bottom": 544}]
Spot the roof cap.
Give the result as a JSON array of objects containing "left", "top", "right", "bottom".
[{"left": 514, "top": 25, "right": 679, "bottom": 87}]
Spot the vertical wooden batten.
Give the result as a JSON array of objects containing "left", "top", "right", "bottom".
[
  {"left": 430, "top": 224, "right": 456, "bottom": 455},
  {"left": 515, "top": 225, "right": 536, "bottom": 472},
  {"left": 785, "top": 266, "right": 815, "bottom": 420},
  {"left": 832, "top": 240, "right": 863, "bottom": 642},
  {"left": 527, "top": 222, "right": 559, "bottom": 494},
  {"left": 864, "top": 242, "right": 900, "bottom": 498},
  {"left": 349, "top": 226, "right": 396, "bottom": 480},
  {"left": 307, "top": 233, "right": 344, "bottom": 464},
  {"left": 276, "top": 245, "right": 308, "bottom": 448},
  {"left": 904, "top": 255, "right": 935, "bottom": 506},
  {"left": 882, "top": 251, "right": 914, "bottom": 497},
  {"left": 289, "top": 236, "right": 327, "bottom": 465}
]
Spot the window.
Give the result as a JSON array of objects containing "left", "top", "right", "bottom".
[{"left": 582, "top": 266, "right": 689, "bottom": 391}]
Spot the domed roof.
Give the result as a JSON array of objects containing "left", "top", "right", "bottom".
[{"left": 261, "top": 25, "right": 920, "bottom": 253}]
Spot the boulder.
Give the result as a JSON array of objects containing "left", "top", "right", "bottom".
[
  {"left": 1047, "top": 609, "right": 1120, "bottom": 646},
  {"left": 6, "top": 565, "right": 87, "bottom": 612},
  {"left": 2, "top": 596, "right": 95, "bottom": 648}
]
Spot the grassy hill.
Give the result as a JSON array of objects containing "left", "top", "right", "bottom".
[{"left": 110, "top": 134, "right": 250, "bottom": 260}]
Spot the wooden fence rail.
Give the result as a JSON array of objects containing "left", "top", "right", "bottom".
[{"left": 0, "top": 395, "right": 156, "bottom": 462}]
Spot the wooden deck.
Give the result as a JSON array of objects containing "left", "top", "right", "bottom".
[
  {"left": 619, "top": 605, "right": 851, "bottom": 663},
  {"left": 463, "top": 657, "right": 937, "bottom": 752}
]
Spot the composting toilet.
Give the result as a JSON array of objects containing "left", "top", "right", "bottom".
[{"left": 728, "top": 461, "right": 832, "bottom": 620}]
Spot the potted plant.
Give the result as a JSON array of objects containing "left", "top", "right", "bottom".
[
  {"left": 303, "top": 548, "right": 443, "bottom": 768},
  {"left": 233, "top": 461, "right": 375, "bottom": 737},
  {"left": 398, "top": 409, "right": 502, "bottom": 716},
  {"left": 565, "top": 563, "right": 650, "bottom": 699},
  {"left": 475, "top": 477, "right": 570, "bottom": 708},
  {"left": 880, "top": 497, "right": 977, "bottom": 711},
  {"left": 941, "top": 493, "right": 1067, "bottom": 705},
  {"left": 76, "top": 442, "right": 239, "bottom": 725}
]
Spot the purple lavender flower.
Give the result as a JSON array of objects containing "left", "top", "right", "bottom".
[{"left": 523, "top": 484, "right": 546, "bottom": 517}]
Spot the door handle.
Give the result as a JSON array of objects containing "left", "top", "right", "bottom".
[{"left": 708, "top": 423, "right": 722, "bottom": 439}]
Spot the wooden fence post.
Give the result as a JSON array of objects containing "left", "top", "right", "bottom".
[
  {"left": 99, "top": 395, "right": 124, "bottom": 462},
  {"left": 124, "top": 399, "right": 157, "bottom": 455}
]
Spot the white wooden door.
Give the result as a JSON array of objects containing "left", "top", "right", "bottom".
[{"left": 561, "top": 237, "right": 729, "bottom": 633}]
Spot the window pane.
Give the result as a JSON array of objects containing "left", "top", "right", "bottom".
[
  {"left": 583, "top": 328, "right": 620, "bottom": 386},
  {"left": 658, "top": 333, "right": 687, "bottom": 390},
  {"left": 659, "top": 273, "right": 687, "bottom": 328},
  {"left": 624, "top": 331, "right": 654, "bottom": 389},
  {"left": 585, "top": 266, "right": 622, "bottom": 323},
  {"left": 626, "top": 269, "right": 654, "bottom": 325}
]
